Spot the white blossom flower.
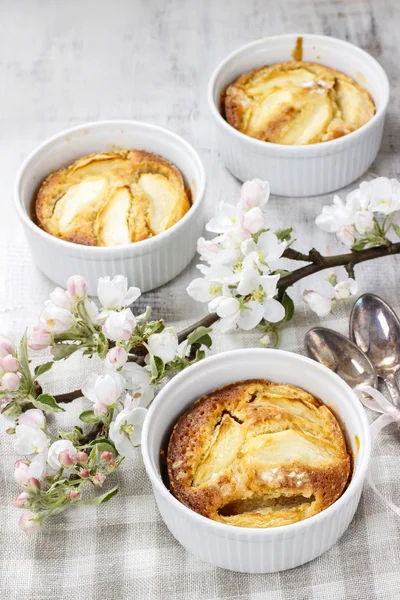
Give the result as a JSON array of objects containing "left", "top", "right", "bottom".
[
  {"left": 240, "top": 207, "right": 265, "bottom": 235},
  {"left": 303, "top": 290, "right": 333, "bottom": 317},
  {"left": 14, "top": 455, "right": 47, "bottom": 483},
  {"left": 336, "top": 225, "right": 356, "bottom": 247},
  {"left": 19, "top": 511, "right": 42, "bottom": 535},
  {"left": 14, "top": 425, "right": 49, "bottom": 455},
  {"left": 239, "top": 179, "right": 270, "bottom": 211},
  {"left": 334, "top": 278, "right": 358, "bottom": 300},
  {"left": 186, "top": 264, "right": 233, "bottom": 303},
  {"left": 47, "top": 440, "right": 77, "bottom": 470},
  {"left": 120, "top": 362, "right": 154, "bottom": 408},
  {"left": 105, "top": 347, "right": 128, "bottom": 370},
  {"left": 97, "top": 275, "right": 141, "bottom": 310},
  {"left": 315, "top": 195, "right": 353, "bottom": 233},
  {"left": 18, "top": 409, "right": 46, "bottom": 430},
  {"left": 109, "top": 406, "right": 148, "bottom": 457},
  {"left": 67, "top": 275, "right": 88, "bottom": 299},
  {"left": 147, "top": 328, "right": 178, "bottom": 363},
  {"left": 102, "top": 309, "right": 136, "bottom": 341},
  {"left": 360, "top": 177, "right": 400, "bottom": 215},
  {"left": 28, "top": 324, "right": 52, "bottom": 350},
  {"left": 241, "top": 231, "right": 286, "bottom": 271},
  {"left": 206, "top": 202, "right": 238, "bottom": 234},
  {"left": 40, "top": 302, "right": 74, "bottom": 334},
  {"left": 82, "top": 372, "right": 126, "bottom": 407},
  {"left": 49, "top": 287, "right": 73, "bottom": 311},
  {"left": 354, "top": 210, "right": 374, "bottom": 235}
]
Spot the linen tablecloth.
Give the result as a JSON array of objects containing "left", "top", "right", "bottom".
[{"left": 1, "top": 0, "right": 400, "bottom": 598}]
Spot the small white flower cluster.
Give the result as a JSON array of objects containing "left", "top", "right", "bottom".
[
  {"left": 316, "top": 177, "right": 400, "bottom": 248},
  {"left": 3, "top": 274, "right": 210, "bottom": 534},
  {"left": 187, "top": 180, "right": 287, "bottom": 332},
  {"left": 303, "top": 273, "right": 358, "bottom": 317}
]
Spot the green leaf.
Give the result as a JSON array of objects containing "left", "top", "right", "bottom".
[
  {"left": 273, "top": 269, "right": 291, "bottom": 277},
  {"left": 88, "top": 439, "right": 117, "bottom": 464},
  {"left": 34, "top": 361, "right": 54, "bottom": 378},
  {"left": 187, "top": 326, "right": 213, "bottom": 349},
  {"left": 18, "top": 329, "right": 34, "bottom": 394},
  {"left": 79, "top": 410, "right": 100, "bottom": 424},
  {"left": 88, "top": 438, "right": 117, "bottom": 454},
  {"left": 275, "top": 227, "right": 293, "bottom": 242},
  {"left": 194, "top": 349, "right": 206, "bottom": 362},
  {"left": 150, "top": 354, "right": 165, "bottom": 379},
  {"left": 51, "top": 343, "right": 81, "bottom": 361},
  {"left": 33, "top": 393, "right": 65, "bottom": 413},
  {"left": 94, "top": 332, "right": 108, "bottom": 360},
  {"left": 58, "top": 425, "right": 84, "bottom": 443},
  {"left": 281, "top": 292, "right": 295, "bottom": 323},
  {"left": 83, "top": 486, "right": 119, "bottom": 505},
  {"left": 351, "top": 239, "right": 368, "bottom": 251},
  {"left": 392, "top": 223, "right": 400, "bottom": 239}
]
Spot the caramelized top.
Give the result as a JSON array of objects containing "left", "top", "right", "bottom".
[
  {"left": 224, "top": 61, "right": 375, "bottom": 145},
  {"left": 35, "top": 149, "right": 191, "bottom": 246},
  {"left": 168, "top": 379, "right": 350, "bottom": 528}
]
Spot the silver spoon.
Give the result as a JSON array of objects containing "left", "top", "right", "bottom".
[
  {"left": 305, "top": 327, "right": 378, "bottom": 391},
  {"left": 350, "top": 293, "right": 400, "bottom": 408}
]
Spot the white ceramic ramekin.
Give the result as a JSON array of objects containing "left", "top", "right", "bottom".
[
  {"left": 14, "top": 121, "right": 206, "bottom": 295},
  {"left": 142, "top": 348, "right": 371, "bottom": 573},
  {"left": 208, "top": 34, "right": 390, "bottom": 197}
]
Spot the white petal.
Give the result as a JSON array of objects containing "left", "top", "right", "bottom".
[
  {"left": 259, "top": 274, "right": 280, "bottom": 297},
  {"left": 216, "top": 297, "right": 240, "bottom": 318},
  {"left": 219, "top": 312, "right": 240, "bottom": 332},
  {"left": 263, "top": 298, "right": 285, "bottom": 323},
  {"left": 186, "top": 278, "right": 214, "bottom": 302},
  {"left": 237, "top": 268, "right": 261, "bottom": 295},
  {"left": 81, "top": 373, "right": 99, "bottom": 403},
  {"left": 237, "top": 301, "right": 263, "bottom": 330},
  {"left": 122, "top": 286, "right": 141, "bottom": 306}
]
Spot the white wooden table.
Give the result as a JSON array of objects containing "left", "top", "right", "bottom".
[{"left": 1, "top": 1, "right": 400, "bottom": 598}]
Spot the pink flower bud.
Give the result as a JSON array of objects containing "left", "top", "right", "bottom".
[
  {"left": 93, "top": 472, "right": 105, "bottom": 486},
  {"left": 58, "top": 449, "right": 75, "bottom": 468},
  {"left": 69, "top": 490, "right": 80, "bottom": 501},
  {"left": 80, "top": 468, "right": 90, "bottom": 478},
  {"left": 28, "top": 324, "right": 52, "bottom": 350},
  {"left": 14, "top": 491, "right": 30, "bottom": 508},
  {"left": 14, "top": 460, "right": 30, "bottom": 484},
  {"left": 25, "top": 478, "right": 41, "bottom": 493},
  {"left": 19, "top": 511, "right": 41, "bottom": 535},
  {"left": 0, "top": 335, "right": 15, "bottom": 358},
  {"left": 93, "top": 401, "right": 108, "bottom": 417},
  {"left": 0, "top": 354, "right": 19, "bottom": 372},
  {"left": 101, "top": 451, "right": 113, "bottom": 462},
  {"left": 67, "top": 275, "right": 88, "bottom": 299},
  {"left": 108, "top": 461, "right": 117, "bottom": 470},
  {"left": 76, "top": 451, "right": 88, "bottom": 464},
  {"left": 1, "top": 371, "right": 20, "bottom": 392},
  {"left": 105, "top": 347, "right": 128, "bottom": 370}
]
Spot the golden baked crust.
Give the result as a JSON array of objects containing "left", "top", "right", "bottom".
[
  {"left": 35, "top": 149, "right": 191, "bottom": 246},
  {"left": 168, "top": 379, "right": 350, "bottom": 528},
  {"left": 224, "top": 61, "right": 375, "bottom": 145}
]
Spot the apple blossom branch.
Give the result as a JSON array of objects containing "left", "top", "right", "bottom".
[{"left": 179, "top": 240, "right": 400, "bottom": 339}]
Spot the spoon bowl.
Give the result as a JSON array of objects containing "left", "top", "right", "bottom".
[
  {"left": 305, "top": 327, "right": 378, "bottom": 391},
  {"left": 350, "top": 293, "right": 400, "bottom": 407}
]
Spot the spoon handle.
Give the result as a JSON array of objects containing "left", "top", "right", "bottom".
[{"left": 383, "top": 373, "right": 400, "bottom": 408}]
